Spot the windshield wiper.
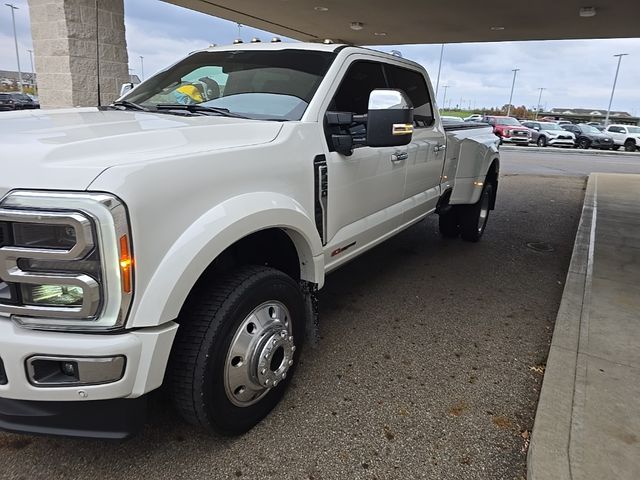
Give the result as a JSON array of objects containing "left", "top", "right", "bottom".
[
  {"left": 155, "top": 104, "right": 249, "bottom": 119},
  {"left": 111, "top": 100, "right": 149, "bottom": 112}
]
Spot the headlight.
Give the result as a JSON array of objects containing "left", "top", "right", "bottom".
[{"left": 0, "top": 191, "right": 133, "bottom": 332}]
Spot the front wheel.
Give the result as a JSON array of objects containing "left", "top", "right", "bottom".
[
  {"left": 168, "top": 265, "right": 305, "bottom": 435},
  {"left": 578, "top": 139, "right": 590, "bottom": 149},
  {"left": 459, "top": 182, "right": 494, "bottom": 242},
  {"left": 624, "top": 140, "right": 637, "bottom": 152},
  {"left": 537, "top": 136, "right": 547, "bottom": 147}
]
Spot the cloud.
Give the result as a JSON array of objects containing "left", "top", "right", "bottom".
[{"left": 1, "top": 0, "right": 638, "bottom": 115}]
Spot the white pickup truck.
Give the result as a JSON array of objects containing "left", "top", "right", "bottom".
[{"left": 0, "top": 42, "right": 499, "bottom": 438}]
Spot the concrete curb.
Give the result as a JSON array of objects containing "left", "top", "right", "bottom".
[{"left": 527, "top": 175, "right": 596, "bottom": 480}]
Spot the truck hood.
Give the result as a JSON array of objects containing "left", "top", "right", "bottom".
[{"left": 0, "top": 107, "right": 283, "bottom": 196}]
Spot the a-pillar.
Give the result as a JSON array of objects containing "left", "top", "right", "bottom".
[{"left": 27, "top": 0, "right": 130, "bottom": 108}]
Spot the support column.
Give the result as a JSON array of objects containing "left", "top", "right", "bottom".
[{"left": 27, "top": 0, "right": 129, "bottom": 108}]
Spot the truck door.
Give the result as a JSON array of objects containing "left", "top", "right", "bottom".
[
  {"left": 384, "top": 64, "right": 446, "bottom": 223},
  {"left": 321, "top": 59, "right": 407, "bottom": 270}
]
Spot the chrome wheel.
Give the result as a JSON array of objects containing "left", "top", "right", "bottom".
[
  {"left": 224, "top": 301, "right": 295, "bottom": 407},
  {"left": 477, "top": 188, "right": 491, "bottom": 234}
]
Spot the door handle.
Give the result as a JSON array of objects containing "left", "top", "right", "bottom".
[
  {"left": 434, "top": 144, "right": 447, "bottom": 152},
  {"left": 391, "top": 152, "right": 408, "bottom": 163}
]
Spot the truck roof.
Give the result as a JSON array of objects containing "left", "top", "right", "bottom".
[{"left": 195, "top": 42, "right": 424, "bottom": 71}]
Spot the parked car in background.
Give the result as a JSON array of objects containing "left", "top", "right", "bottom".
[
  {"left": 0, "top": 93, "right": 17, "bottom": 111},
  {"left": 586, "top": 121, "right": 605, "bottom": 131},
  {"left": 464, "top": 114, "right": 483, "bottom": 122},
  {"left": 27, "top": 94, "right": 40, "bottom": 109},
  {"left": 605, "top": 124, "right": 640, "bottom": 152},
  {"left": 8, "top": 92, "right": 38, "bottom": 109},
  {"left": 441, "top": 115, "right": 464, "bottom": 123},
  {"left": 560, "top": 124, "right": 615, "bottom": 150},
  {"left": 521, "top": 121, "right": 575, "bottom": 147},
  {"left": 483, "top": 115, "right": 530, "bottom": 145}
]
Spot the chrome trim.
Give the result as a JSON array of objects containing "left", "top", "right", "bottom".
[
  {"left": 0, "top": 209, "right": 100, "bottom": 318},
  {"left": 26, "top": 355, "right": 126, "bottom": 387},
  {"left": 368, "top": 89, "right": 412, "bottom": 111},
  {"left": 0, "top": 191, "right": 133, "bottom": 332}
]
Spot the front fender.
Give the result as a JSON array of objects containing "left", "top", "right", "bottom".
[{"left": 129, "top": 192, "right": 323, "bottom": 328}]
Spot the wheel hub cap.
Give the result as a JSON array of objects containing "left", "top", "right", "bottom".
[{"left": 224, "top": 301, "right": 295, "bottom": 407}]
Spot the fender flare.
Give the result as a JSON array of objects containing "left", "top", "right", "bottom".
[{"left": 129, "top": 193, "right": 324, "bottom": 328}]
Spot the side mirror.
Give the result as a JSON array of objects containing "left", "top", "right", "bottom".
[
  {"left": 366, "top": 89, "right": 414, "bottom": 148},
  {"left": 119, "top": 82, "right": 134, "bottom": 97}
]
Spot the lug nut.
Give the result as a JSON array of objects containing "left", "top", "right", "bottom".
[
  {"left": 282, "top": 373, "right": 286, "bottom": 379},
  {"left": 273, "top": 380, "right": 278, "bottom": 387},
  {"left": 288, "top": 360, "right": 293, "bottom": 366},
  {"left": 281, "top": 330, "right": 287, "bottom": 338},
  {"left": 261, "top": 368, "right": 267, "bottom": 375},
  {"left": 289, "top": 336, "right": 293, "bottom": 342},
  {"left": 265, "top": 379, "right": 271, "bottom": 386},
  {"left": 273, "top": 339, "right": 278, "bottom": 346},
  {"left": 291, "top": 346, "right": 296, "bottom": 352}
]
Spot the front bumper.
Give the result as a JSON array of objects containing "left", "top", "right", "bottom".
[
  {"left": 0, "top": 396, "right": 147, "bottom": 439},
  {"left": 0, "top": 320, "right": 177, "bottom": 437},
  {"left": 548, "top": 138, "right": 575, "bottom": 147},
  {"left": 0, "top": 319, "right": 177, "bottom": 401},
  {"left": 502, "top": 136, "right": 529, "bottom": 144}
]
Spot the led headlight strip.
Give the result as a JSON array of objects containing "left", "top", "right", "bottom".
[{"left": 0, "top": 191, "right": 133, "bottom": 332}]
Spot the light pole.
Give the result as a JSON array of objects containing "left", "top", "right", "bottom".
[
  {"left": 5, "top": 3, "right": 24, "bottom": 93},
  {"left": 441, "top": 85, "right": 450, "bottom": 111},
  {"left": 534, "top": 87, "right": 545, "bottom": 119},
  {"left": 435, "top": 43, "right": 444, "bottom": 98},
  {"left": 604, "top": 53, "right": 629, "bottom": 127},
  {"left": 506, "top": 68, "right": 519, "bottom": 117},
  {"left": 27, "top": 49, "right": 36, "bottom": 94},
  {"left": 139, "top": 55, "right": 145, "bottom": 81}
]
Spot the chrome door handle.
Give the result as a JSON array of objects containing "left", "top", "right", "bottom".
[
  {"left": 391, "top": 152, "right": 408, "bottom": 163},
  {"left": 434, "top": 144, "right": 447, "bottom": 152}
]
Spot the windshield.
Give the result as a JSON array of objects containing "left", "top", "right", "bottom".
[
  {"left": 496, "top": 117, "right": 521, "bottom": 126},
  {"left": 10, "top": 93, "right": 30, "bottom": 100},
  {"left": 627, "top": 126, "right": 640, "bottom": 134},
  {"left": 123, "top": 49, "right": 336, "bottom": 121},
  {"left": 540, "top": 123, "right": 562, "bottom": 131},
  {"left": 581, "top": 125, "right": 601, "bottom": 134}
]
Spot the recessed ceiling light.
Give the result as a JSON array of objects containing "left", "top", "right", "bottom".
[
  {"left": 579, "top": 7, "right": 596, "bottom": 17},
  {"left": 350, "top": 22, "right": 364, "bottom": 31},
  {"left": 314, "top": 6, "right": 328, "bottom": 11},
  {"left": 374, "top": 32, "right": 387, "bottom": 36},
  {"left": 490, "top": 26, "right": 505, "bottom": 31}
]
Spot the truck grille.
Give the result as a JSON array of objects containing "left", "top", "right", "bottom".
[
  {"left": 0, "top": 358, "right": 7, "bottom": 385},
  {"left": 0, "top": 221, "right": 7, "bottom": 247},
  {"left": 513, "top": 131, "right": 528, "bottom": 136}
]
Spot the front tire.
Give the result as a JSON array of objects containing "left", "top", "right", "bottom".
[
  {"left": 578, "top": 138, "right": 590, "bottom": 149},
  {"left": 537, "top": 136, "right": 547, "bottom": 147},
  {"left": 624, "top": 140, "right": 637, "bottom": 152},
  {"left": 459, "top": 182, "right": 494, "bottom": 242},
  {"left": 168, "top": 265, "right": 305, "bottom": 435}
]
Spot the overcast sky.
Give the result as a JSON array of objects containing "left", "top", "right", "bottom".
[{"left": 1, "top": 0, "right": 638, "bottom": 114}]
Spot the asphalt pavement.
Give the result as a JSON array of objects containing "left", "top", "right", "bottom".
[
  {"left": 501, "top": 146, "right": 640, "bottom": 176},
  {"left": 0, "top": 171, "right": 586, "bottom": 480}
]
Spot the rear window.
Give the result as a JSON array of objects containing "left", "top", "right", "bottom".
[{"left": 0, "top": 94, "right": 10, "bottom": 99}]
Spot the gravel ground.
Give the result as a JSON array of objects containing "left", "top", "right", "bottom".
[{"left": 0, "top": 174, "right": 585, "bottom": 480}]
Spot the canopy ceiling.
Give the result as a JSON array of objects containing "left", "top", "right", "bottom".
[{"left": 164, "top": 0, "right": 639, "bottom": 44}]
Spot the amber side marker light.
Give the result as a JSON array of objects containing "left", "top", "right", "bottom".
[{"left": 119, "top": 235, "right": 133, "bottom": 294}]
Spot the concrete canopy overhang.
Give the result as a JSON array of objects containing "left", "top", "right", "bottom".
[{"left": 163, "top": 0, "right": 640, "bottom": 44}]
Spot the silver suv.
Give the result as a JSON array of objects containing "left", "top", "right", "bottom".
[{"left": 521, "top": 121, "right": 575, "bottom": 147}]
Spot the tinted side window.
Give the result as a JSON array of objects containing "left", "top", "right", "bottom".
[
  {"left": 609, "top": 126, "right": 623, "bottom": 133},
  {"left": 332, "top": 61, "right": 387, "bottom": 115},
  {"left": 385, "top": 65, "right": 434, "bottom": 127}
]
